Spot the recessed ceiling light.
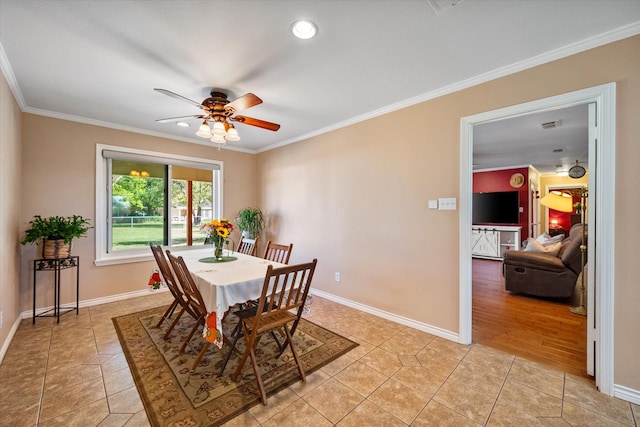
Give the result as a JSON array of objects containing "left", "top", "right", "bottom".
[
  {"left": 291, "top": 20, "right": 318, "bottom": 39},
  {"left": 176, "top": 122, "right": 190, "bottom": 127}
]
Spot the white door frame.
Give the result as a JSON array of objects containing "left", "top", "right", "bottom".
[{"left": 459, "top": 83, "right": 616, "bottom": 395}]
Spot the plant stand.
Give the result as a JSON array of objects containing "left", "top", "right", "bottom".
[{"left": 33, "top": 256, "right": 80, "bottom": 324}]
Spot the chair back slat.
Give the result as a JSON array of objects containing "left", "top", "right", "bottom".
[
  {"left": 237, "top": 237, "right": 257, "bottom": 256},
  {"left": 166, "top": 250, "right": 208, "bottom": 317},
  {"left": 251, "top": 259, "right": 317, "bottom": 333},
  {"left": 150, "top": 244, "right": 181, "bottom": 298},
  {"left": 263, "top": 241, "right": 293, "bottom": 264}
]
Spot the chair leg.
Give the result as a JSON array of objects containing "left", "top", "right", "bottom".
[
  {"left": 155, "top": 300, "right": 179, "bottom": 328},
  {"left": 163, "top": 306, "right": 186, "bottom": 339},
  {"left": 179, "top": 315, "right": 203, "bottom": 354},
  {"left": 275, "top": 309, "right": 303, "bottom": 357},
  {"left": 219, "top": 322, "right": 242, "bottom": 377},
  {"left": 248, "top": 345, "right": 267, "bottom": 405},
  {"left": 191, "top": 341, "right": 211, "bottom": 371},
  {"left": 231, "top": 329, "right": 262, "bottom": 381},
  {"left": 283, "top": 325, "right": 305, "bottom": 382}
]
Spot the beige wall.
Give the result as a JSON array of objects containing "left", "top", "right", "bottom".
[
  {"left": 257, "top": 35, "right": 640, "bottom": 390},
  {"left": 19, "top": 115, "right": 258, "bottom": 312},
  {"left": 2, "top": 34, "right": 639, "bottom": 394},
  {"left": 0, "top": 68, "right": 22, "bottom": 353}
]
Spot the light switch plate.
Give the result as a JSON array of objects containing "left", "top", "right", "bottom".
[
  {"left": 428, "top": 200, "right": 438, "bottom": 209},
  {"left": 438, "top": 197, "right": 457, "bottom": 210}
]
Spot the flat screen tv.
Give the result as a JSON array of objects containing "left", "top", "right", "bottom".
[{"left": 473, "top": 191, "right": 520, "bottom": 224}]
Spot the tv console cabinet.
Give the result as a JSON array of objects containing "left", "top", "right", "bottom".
[{"left": 472, "top": 225, "right": 522, "bottom": 260}]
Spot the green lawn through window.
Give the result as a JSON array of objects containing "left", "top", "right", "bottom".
[{"left": 112, "top": 223, "right": 206, "bottom": 249}]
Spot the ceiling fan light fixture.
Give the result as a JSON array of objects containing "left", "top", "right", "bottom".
[
  {"left": 196, "top": 122, "right": 212, "bottom": 138},
  {"left": 211, "top": 121, "right": 227, "bottom": 136},
  {"left": 291, "top": 20, "right": 318, "bottom": 39},
  {"left": 210, "top": 134, "right": 226, "bottom": 145},
  {"left": 155, "top": 87, "right": 280, "bottom": 145},
  {"left": 226, "top": 126, "right": 240, "bottom": 141}
]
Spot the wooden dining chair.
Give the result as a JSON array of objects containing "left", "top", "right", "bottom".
[
  {"left": 149, "top": 244, "right": 198, "bottom": 338},
  {"left": 165, "top": 250, "right": 212, "bottom": 368},
  {"left": 237, "top": 236, "right": 258, "bottom": 256},
  {"left": 262, "top": 241, "right": 293, "bottom": 264},
  {"left": 228, "top": 259, "right": 317, "bottom": 405}
]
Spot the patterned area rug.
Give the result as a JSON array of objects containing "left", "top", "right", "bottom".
[{"left": 112, "top": 305, "right": 358, "bottom": 426}]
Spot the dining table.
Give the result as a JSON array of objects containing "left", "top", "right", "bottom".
[{"left": 172, "top": 246, "right": 286, "bottom": 347}]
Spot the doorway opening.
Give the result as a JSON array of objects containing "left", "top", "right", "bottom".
[{"left": 459, "top": 83, "right": 616, "bottom": 395}]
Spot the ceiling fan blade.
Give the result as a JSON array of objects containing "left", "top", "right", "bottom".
[
  {"left": 226, "top": 93, "right": 262, "bottom": 113},
  {"left": 231, "top": 115, "right": 280, "bottom": 131},
  {"left": 156, "top": 115, "right": 206, "bottom": 123},
  {"left": 154, "top": 88, "right": 204, "bottom": 109}
]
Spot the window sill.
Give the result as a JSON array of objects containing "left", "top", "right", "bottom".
[{"left": 94, "top": 253, "right": 153, "bottom": 267}]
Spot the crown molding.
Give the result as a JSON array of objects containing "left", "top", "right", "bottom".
[{"left": 3, "top": 22, "right": 639, "bottom": 155}]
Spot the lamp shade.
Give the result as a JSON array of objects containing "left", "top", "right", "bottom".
[
  {"left": 210, "top": 134, "right": 226, "bottom": 145},
  {"left": 226, "top": 126, "right": 240, "bottom": 141},
  {"left": 211, "top": 121, "right": 227, "bottom": 137},
  {"left": 540, "top": 191, "right": 573, "bottom": 212},
  {"left": 196, "top": 122, "right": 212, "bottom": 138}
]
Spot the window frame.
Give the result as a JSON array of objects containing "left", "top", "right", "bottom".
[{"left": 95, "top": 144, "right": 224, "bottom": 266}]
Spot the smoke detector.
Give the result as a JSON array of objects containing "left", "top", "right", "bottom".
[{"left": 428, "top": 0, "right": 464, "bottom": 15}]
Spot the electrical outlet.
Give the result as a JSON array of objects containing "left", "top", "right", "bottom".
[
  {"left": 335, "top": 272, "right": 341, "bottom": 282},
  {"left": 0, "top": 311, "right": 3, "bottom": 329}
]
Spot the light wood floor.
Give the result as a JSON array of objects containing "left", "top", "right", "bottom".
[{"left": 472, "top": 258, "right": 588, "bottom": 378}]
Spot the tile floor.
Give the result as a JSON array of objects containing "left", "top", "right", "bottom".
[{"left": 0, "top": 291, "right": 638, "bottom": 426}]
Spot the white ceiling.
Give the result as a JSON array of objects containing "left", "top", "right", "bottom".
[
  {"left": 473, "top": 104, "right": 589, "bottom": 174},
  {"left": 1, "top": 1, "right": 639, "bottom": 171}
]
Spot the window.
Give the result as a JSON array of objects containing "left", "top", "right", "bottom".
[{"left": 96, "top": 144, "right": 223, "bottom": 265}]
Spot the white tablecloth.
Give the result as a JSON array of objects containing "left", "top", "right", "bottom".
[{"left": 174, "top": 247, "right": 285, "bottom": 325}]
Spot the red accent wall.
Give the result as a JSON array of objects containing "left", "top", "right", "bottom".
[{"left": 473, "top": 167, "right": 529, "bottom": 241}]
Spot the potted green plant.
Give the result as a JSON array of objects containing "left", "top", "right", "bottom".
[
  {"left": 573, "top": 202, "right": 582, "bottom": 215},
  {"left": 21, "top": 215, "right": 93, "bottom": 259},
  {"left": 236, "top": 208, "right": 265, "bottom": 239}
]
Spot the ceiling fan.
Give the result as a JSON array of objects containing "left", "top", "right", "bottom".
[{"left": 154, "top": 88, "right": 280, "bottom": 145}]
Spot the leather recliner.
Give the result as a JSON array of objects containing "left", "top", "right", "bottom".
[{"left": 502, "top": 223, "right": 586, "bottom": 298}]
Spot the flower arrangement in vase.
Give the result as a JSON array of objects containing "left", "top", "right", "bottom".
[{"left": 199, "top": 218, "right": 234, "bottom": 259}]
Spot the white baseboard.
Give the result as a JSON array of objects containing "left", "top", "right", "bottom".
[
  {"left": 20, "top": 287, "right": 170, "bottom": 319},
  {"left": 309, "top": 289, "right": 460, "bottom": 343},
  {"left": 0, "top": 315, "right": 22, "bottom": 365},
  {"left": 613, "top": 384, "right": 640, "bottom": 405}
]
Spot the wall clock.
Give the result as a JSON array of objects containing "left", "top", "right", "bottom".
[
  {"left": 568, "top": 161, "right": 586, "bottom": 179},
  {"left": 509, "top": 173, "right": 525, "bottom": 188}
]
